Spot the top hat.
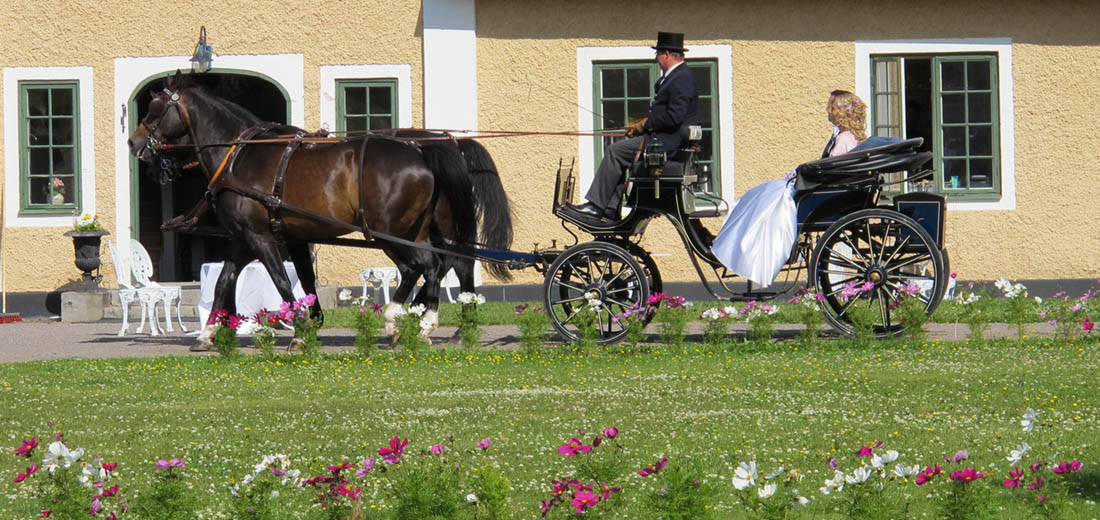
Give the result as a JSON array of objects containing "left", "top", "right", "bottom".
[{"left": 652, "top": 32, "right": 688, "bottom": 53}]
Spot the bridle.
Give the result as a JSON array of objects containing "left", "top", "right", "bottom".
[{"left": 139, "top": 87, "right": 214, "bottom": 181}]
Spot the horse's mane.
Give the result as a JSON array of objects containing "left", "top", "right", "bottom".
[{"left": 186, "top": 85, "right": 263, "bottom": 129}]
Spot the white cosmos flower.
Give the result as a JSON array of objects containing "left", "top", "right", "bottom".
[
  {"left": 466, "top": 493, "right": 479, "bottom": 503},
  {"left": 270, "top": 489, "right": 280, "bottom": 499},
  {"left": 820, "top": 470, "right": 845, "bottom": 495},
  {"left": 82, "top": 457, "right": 108, "bottom": 485},
  {"left": 457, "top": 292, "right": 476, "bottom": 304},
  {"left": 793, "top": 492, "right": 811, "bottom": 509},
  {"left": 764, "top": 465, "right": 785, "bottom": 480},
  {"left": 419, "top": 317, "right": 434, "bottom": 332},
  {"left": 732, "top": 461, "right": 758, "bottom": 490},
  {"left": 42, "top": 441, "right": 82, "bottom": 473},
  {"left": 1022, "top": 408, "right": 1038, "bottom": 433},
  {"left": 1007, "top": 442, "right": 1030, "bottom": 464},
  {"left": 408, "top": 304, "right": 427, "bottom": 316},
  {"left": 845, "top": 466, "right": 872, "bottom": 485},
  {"left": 757, "top": 483, "right": 777, "bottom": 499},
  {"left": 871, "top": 450, "right": 899, "bottom": 469},
  {"left": 338, "top": 289, "right": 352, "bottom": 301},
  {"left": 893, "top": 463, "right": 920, "bottom": 479},
  {"left": 282, "top": 469, "right": 301, "bottom": 486}
]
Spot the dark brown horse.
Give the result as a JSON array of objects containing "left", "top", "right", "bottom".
[{"left": 128, "top": 71, "right": 512, "bottom": 349}]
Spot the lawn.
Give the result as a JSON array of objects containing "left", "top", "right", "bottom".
[{"left": 2, "top": 334, "right": 1099, "bottom": 518}]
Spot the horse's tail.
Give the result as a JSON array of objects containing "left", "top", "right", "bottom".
[
  {"left": 457, "top": 139, "right": 514, "bottom": 281},
  {"left": 418, "top": 141, "right": 478, "bottom": 254}
]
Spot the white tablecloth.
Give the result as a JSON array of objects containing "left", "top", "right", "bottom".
[{"left": 198, "top": 261, "right": 305, "bottom": 334}]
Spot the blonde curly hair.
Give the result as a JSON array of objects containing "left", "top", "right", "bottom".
[{"left": 830, "top": 91, "right": 867, "bottom": 142}]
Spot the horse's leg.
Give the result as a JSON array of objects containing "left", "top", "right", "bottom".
[
  {"left": 287, "top": 243, "right": 322, "bottom": 323},
  {"left": 443, "top": 255, "right": 477, "bottom": 339},
  {"left": 382, "top": 253, "right": 421, "bottom": 337},
  {"left": 411, "top": 252, "right": 445, "bottom": 344},
  {"left": 193, "top": 242, "right": 252, "bottom": 351}
]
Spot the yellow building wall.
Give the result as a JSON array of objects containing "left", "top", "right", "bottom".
[
  {"left": 0, "top": 0, "right": 422, "bottom": 292},
  {"left": 476, "top": 0, "right": 1100, "bottom": 285},
  {"left": 3, "top": 0, "right": 1099, "bottom": 293}
]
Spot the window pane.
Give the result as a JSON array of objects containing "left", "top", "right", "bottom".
[
  {"left": 626, "top": 99, "right": 649, "bottom": 123},
  {"left": 29, "top": 177, "right": 49, "bottom": 204},
  {"left": 969, "top": 158, "right": 993, "bottom": 187},
  {"left": 969, "top": 126, "right": 992, "bottom": 156},
  {"left": 601, "top": 69, "right": 623, "bottom": 98},
  {"left": 699, "top": 129, "right": 714, "bottom": 160},
  {"left": 941, "top": 61, "right": 964, "bottom": 91},
  {"left": 875, "top": 93, "right": 897, "bottom": 127},
  {"left": 28, "top": 118, "right": 48, "bottom": 145},
  {"left": 345, "top": 117, "right": 367, "bottom": 132},
  {"left": 943, "top": 159, "right": 966, "bottom": 189},
  {"left": 967, "top": 61, "right": 991, "bottom": 90},
  {"left": 369, "top": 116, "right": 392, "bottom": 130},
  {"left": 344, "top": 87, "right": 366, "bottom": 115},
  {"left": 51, "top": 89, "right": 73, "bottom": 115},
  {"left": 875, "top": 59, "right": 898, "bottom": 91},
  {"left": 967, "top": 93, "right": 991, "bottom": 123},
  {"left": 696, "top": 98, "right": 712, "bottom": 127},
  {"left": 691, "top": 66, "right": 711, "bottom": 95},
  {"left": 26, "top": 89, "right": 48, "bottom": 116},
  {"left": 52, "top": 118, "right": 73, "bottom": 146},
  {"left": 941, "top": 94, "right": 965, "bottom": 124},
  {"left": 626, "top": 68, "right": 650, "bottom": 97},
  {"left": 55, "top": 175, "right": 74, "bottom": 202},
  {"left": 368, "top": 87, "right": 392, "bottom": 115},
  {"left": 52, "top": 148, "right": 74, "bottom": 174},
  {"left": 29, "top": 148, "right": 50, "bottom": 174},
  {"left": 942, "top": 127, "right": 966, "bottom": 157},
  {"left": 601, "top": 101, "right": 624, "bottom": 129}
]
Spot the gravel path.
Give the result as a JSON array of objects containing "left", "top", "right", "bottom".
[{"left": 0, "top": 319, "right": 1058, "bottom": 364}]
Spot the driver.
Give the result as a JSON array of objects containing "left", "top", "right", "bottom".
[{"left": 569, "top": 31, "right": 699, "bottom": 221}]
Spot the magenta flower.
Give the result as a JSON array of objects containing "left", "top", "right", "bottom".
[
  {"left": 915, "top": 465, "right": 942, "bottom": 486},
  {"left": 1004, "top": 466, "right": 1024, "bottom": 488},
  {"left": 637, "top": 456, "right": 668, "bottom": 477},
  {"left": 514, "top": 303, "right": 530, "bottom": 314},
  {"left": 558, "top": 437, "right": 592, "bottom": 457},
  {"left": 356, "top": 456, "right": 375, "bottom": 478},
  {"left": 38, "top": 511, "right": 50, "bottom": 518},
  {"left": 1052, "top": 460, "right": 1083, "bottom": 474},
  {"left": 1030, "top": 462, "right": 1044, "bottom": 473},
  {"left": 570, "top": 489, "right": 599, "bottom": 513},
  {"left": 599, "top": 482, "right": 621, "bottom": 500},
  {"left": 155, "top": 458, "right": 186, "bottom": 469},
  {"left": 945, "top": 449, "right": 969, "bottom": 464},
  {"left": 477, "top": 438, "right": 491, "bottom": 451},
  {"left": 336, "top": 483, "right": 362, "bottom": 500},
  {"left": 13, "top": 464, "right": 38, "bottom": 483},
  {"left": 948, "top": 468, "right": 984, "bottom": 482},
  {"left": 327, "top": 461, "right": 355, "bottom": 474},
  {"left": 14, "top": 437, "right": 38, "bottom": 458},
  {"left": 1028, "top": 476, "right": 1046, "bottom": 491},
  {"left": 430, "top": 444, "right": 445, "bottom": 455},
  {"left": 379, "top": 436, "right": 409, "bottom": 465},
  {"left": 601, "top": 427, "right": 618, "bottom": 439},
  {"left": 89, "top": 496, "right": 101, "bottom": 515},
  {"left": 371, "top": 302, "right": 384, "bottom": 314},
  {"left": 1084, "top": 317, "right": 1094, "bottom": 332},
  {"left": 855, "top": 445, "right": 874, "bottom": 457},
  {"left": 102, "top": 484, "right": 119, "bottom": 497}
]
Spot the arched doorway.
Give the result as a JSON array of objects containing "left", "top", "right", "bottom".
[{"left": 129, "top": 71, "right": 289, "bottom": 281}]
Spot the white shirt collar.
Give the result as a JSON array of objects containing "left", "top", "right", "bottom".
[{"left": 662, "top": 61, "right": 685, "bottom": 79}]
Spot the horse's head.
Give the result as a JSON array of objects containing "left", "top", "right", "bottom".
[{"left": 128, "top": 71, "right": 195, "bottom": 182}]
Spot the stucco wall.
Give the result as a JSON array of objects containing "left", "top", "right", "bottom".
[
  {"left": 475, "top": 0, "right": 1100, "bottom": 285},
  {"left": 0, "top": 0, "right": 422, "bottom": 291}
]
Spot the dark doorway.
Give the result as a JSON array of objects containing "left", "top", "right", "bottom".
[{"left": 133, "top": 73, "right": 288, "bottom": 281}]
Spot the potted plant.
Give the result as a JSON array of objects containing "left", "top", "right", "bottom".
[{"left": 63, "top": 213, "right": 109, "bottom": 286}]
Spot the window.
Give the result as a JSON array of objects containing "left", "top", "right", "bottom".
[
  {"left": 870, "top": 54, "right": 1000, "bottom": 199},
  {"left": 336, "top": 79, "right": 397, "bottom": 133},
  {"left": 19, "top": 81, "right": 79, "bottom": 213},
  {"left": 592, "top": 59, "right": 720, "bottom": 193}
]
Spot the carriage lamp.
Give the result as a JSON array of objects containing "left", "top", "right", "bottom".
[{"left": 189, "top": 26, "right": 213, "bottom": 74}]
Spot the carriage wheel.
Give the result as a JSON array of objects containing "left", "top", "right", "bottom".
[
  {"left": 809, "top": 208, "right": 946, "bottom": 337},
  {"left": 617, "top": 241, "right": 663, "bottom": 296},
  {"left": 543, "top": 241, "right": 650, "bottom": 344}
]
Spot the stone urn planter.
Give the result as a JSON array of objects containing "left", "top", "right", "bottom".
[{"left": 63, "top": 230, "right": 110, "bottom": 286}]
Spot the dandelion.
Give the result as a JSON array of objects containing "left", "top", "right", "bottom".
[{"left": 732, "top": 461, "right": 758, "bottom": 490}]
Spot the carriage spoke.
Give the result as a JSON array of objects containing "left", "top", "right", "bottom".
[
  {"left": 822, "top": 245, "right": 867, "bottom": 271},
  {"left": 879, "top": 234, "right": 913, "bottom": 267},
  {"left": 603, "top": 263, "right": 629, "bottom": 287},
  {"left": 884, "top": 252, "right": 934, "bottom": 274},
  {"left": 863, "top": 221, "right": 879, "bottom": 263},
  {"left": 605, "top": 296, "right": 633, "bottom": 309},
  {"left": 566, "top": 263, "right": 589, "bottom": 284},
  {"left": 875, "top": 221, "right": 894, "bottom": 265},
  {"left": 839, "top": 233, "right": 873, "bottom": 265},
  {"left": 553, "top": 294, "right": 589, "bottom": 305},
  {"left": 877, "top": 287, "right": 891, "bottom": 327},
  {"left": 552, "top": 279, "right": 587, "bottom": 294}
]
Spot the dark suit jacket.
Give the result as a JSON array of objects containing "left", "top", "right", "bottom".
[{"left": 643, "top": 62, "right": 698, "bottom": 151}]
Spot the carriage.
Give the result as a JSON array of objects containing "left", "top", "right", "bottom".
[
  {"left": 535, "top": 131, "right": 949, "bottom": 343},
  {"left": 130, "top": 76, "right": 948, "bottom": 347}
]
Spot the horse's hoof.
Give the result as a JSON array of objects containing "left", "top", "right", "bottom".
[
  {"left": 190, "top": 341, "right": 212, "bottom": 352},
  {"left": 288, "top": 337, "right": 305, "bottom": 352}
]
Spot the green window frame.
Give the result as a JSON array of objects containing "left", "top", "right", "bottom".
[
  {"left": 592, "top": 60, "right": 721, "bottom": 194},
  {"left": 19, "top": 81, "right": 80, "bottom": 214},
  {"left": 871, "top": 54, "right": 1000, "bottom": 200},
  {"left": 336, "top": 79, "right": 398, "bottom": 133}
]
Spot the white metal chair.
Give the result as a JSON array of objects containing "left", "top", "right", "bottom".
[
  {"left": 360, "top": 267, "right": 401, "bottom": 304},
  {"left": 129, "top": 239, "right": 187, "bottom": 333},
  {"left": 106, "top": 240, "right": 161, "bottom": 336}
]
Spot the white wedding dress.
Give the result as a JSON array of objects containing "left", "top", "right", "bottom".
[{"left": 709, "top": 178, "right": 798, "bottom": 288}]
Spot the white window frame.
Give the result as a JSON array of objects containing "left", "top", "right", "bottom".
[
  {"left": 856, "top": 38, "right": 1015, "bottom": 211},
  {"left": 320, "top": 65, "right": 413, "bottom": 131},
  {"left": 112, "top": 53, "right": 305, "bottom": 247},
  {"left": 577, "top": 44, "right": 735, "bottom": 200},
  {"left": 3, "top": 66, "right": 95, "bottom": 227}
]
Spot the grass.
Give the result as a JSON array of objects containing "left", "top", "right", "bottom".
[{"left": 3, "top": 335, "right": 1099, "bottom": 518}]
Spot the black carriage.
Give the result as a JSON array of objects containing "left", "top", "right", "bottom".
[{"left": 540, "top": 130, "right": 949, "bottom": 343}]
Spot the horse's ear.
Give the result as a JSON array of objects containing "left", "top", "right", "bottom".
[{"left": 167, "top": 69, "right": 183, "bottom": 90}]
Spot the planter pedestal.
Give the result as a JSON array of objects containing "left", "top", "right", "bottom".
[{"left": 63, "top": 230, "right": 110, "bottom": 288}]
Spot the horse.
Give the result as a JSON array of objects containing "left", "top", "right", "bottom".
[{"left": 128, "top": 71, "right": 512, "bottom": 349}]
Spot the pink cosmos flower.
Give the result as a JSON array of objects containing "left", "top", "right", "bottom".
[
  {"left": 356, "top": 456, "right": 375, "bottom": 478},
  {"left": 38, "top": 511, "right": 51, "bottom": 518},
  {"left": 1052, "top": 460, "right": 1083, "bottom": 474},
  {"left": 599, "top": 482, "right": 621, "bottom": 500},
  {"left": 336, "top": 484, "right": 362, "bottom": 500},
  {"left": 602, "top": 427, "right": 618, "bottom": 439},
  {"left": 945, "top": 450, "right": 969, "bottom": 464},
  {"left": 379, "top": 436, "right": 409, "bottom": 465},
  {"left": 156, "top": 458, "right": 186, "bottom": 469},
  {"left": 430, "top": 444, "right": 445, "bottom": 455},
  {"left": 948, "top": 468, "right": 984, "bottom": 482},
  {"left": 1030, "top": 462, "right": 1044, "bottom": 473},
  {"left": 1028, "top": 476, "right": 1045, "bottom": 491},
  {"left": 1084, "top": 317, "right": 1094, "bottom": 332},
  {"left": 558, "top": 437, "right": 592, "bottom": 457},
  {"left": 636, "top": 456, "right": 668, "bottom": 477},
  {"left": 89, "top": 496, "right": 102, "bottom": 515},
  {"left": 371, "top": 302, "right": 384, "bottom": 314},
  {"left": 570, "top": 490, "right": 599, "bottom": 513},
  {"left": 515, "top": 303, "right": 530, "bottom": 314},
  {"left": 477, "top": 438, "right": 491, "bottom": 451},
  {"left": 13, "top": 464, "right": 38, "bottom": 483},
  {"left": 1004, "top": 466, "right": 1024, "bottom": 488},
  {"left": 15, "top": 437, "right": 38, "bottom": 458},
  {"left": 855, "top": 444, "right": 874, "bottom": 457},
  {"left": 327, "top": 462, "right": 355, "bottom": 474},
  {"left": 1070, "top": 460, "right": 1084, "bottom": 471},
  {"left": 102, "top": 484, "right": 119, "bottom": 497},
  {"left": 915, "top": 465, "right": 942, "bottom": 486}
]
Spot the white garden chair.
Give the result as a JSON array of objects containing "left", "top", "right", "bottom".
[
  {"left": 107, "top": 240, "right": 161, "bottom": 336},
  {"left": 361, "top": 267, "right": 401, "bottom": 304},
  {"left": 129, "top": 239, "right": 187, "bottom": 333}
]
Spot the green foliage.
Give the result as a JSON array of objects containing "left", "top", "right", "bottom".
[
  {"left": 459, "top": 302, "right": 483, "bottom": 349},
  {"left": 515, "top": 304, "right": 550, "bottom": 353},
  {"left": 388, "top": 460, "right": 463, "bottom": 519},
  {"left": 845, "top": 302, "right": 878, "bottom": 346},
  {"left": 251, "top": 325, "right": 278, "bottom": 359},
  {"left": 212, "top": 325, "right": 241, "bottom": 359},
  {"left": 955, "top": 287, "right": 993, "bottom": 342},
  {"left": 134, "top": 470, "right": 200, "bottom": 520},
  {"left": 396, "top": 306, "right": 430, "bottom": 355},
  {"left": 354, "top": 306, "right": 384, "bottom": 356},
  {"left": 896, "top": 295, "right": 929, "bottom": 342},
  {"left": 655, "top": 307, "right": 691, "bottom": 348},
  {"left": 571, "top": 306, "right": 601, "bottom": 352},
  {"left": 467, "top": 466, "right": 511, "bottom": 520},
  {"left": 641, "top": 463, "right": 717, "bottom": 520}
]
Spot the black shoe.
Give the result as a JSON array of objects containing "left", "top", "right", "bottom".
[{"left": 570, "top": 202, "right": 605, "bottom": 219}]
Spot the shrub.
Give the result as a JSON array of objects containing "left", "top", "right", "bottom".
[
  {"left": 514, "top": 303, "right": 550, "bottom": 353},
  {"left": 457, "top": 292, "right": 487, "bottom": 348},
  {"left": 353, "top": 300, "right": 385, "bottom": 356}
]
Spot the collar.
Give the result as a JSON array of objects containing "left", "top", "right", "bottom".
[{"left": 662, "top": 61, "right": 685, "bottom": 78}]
